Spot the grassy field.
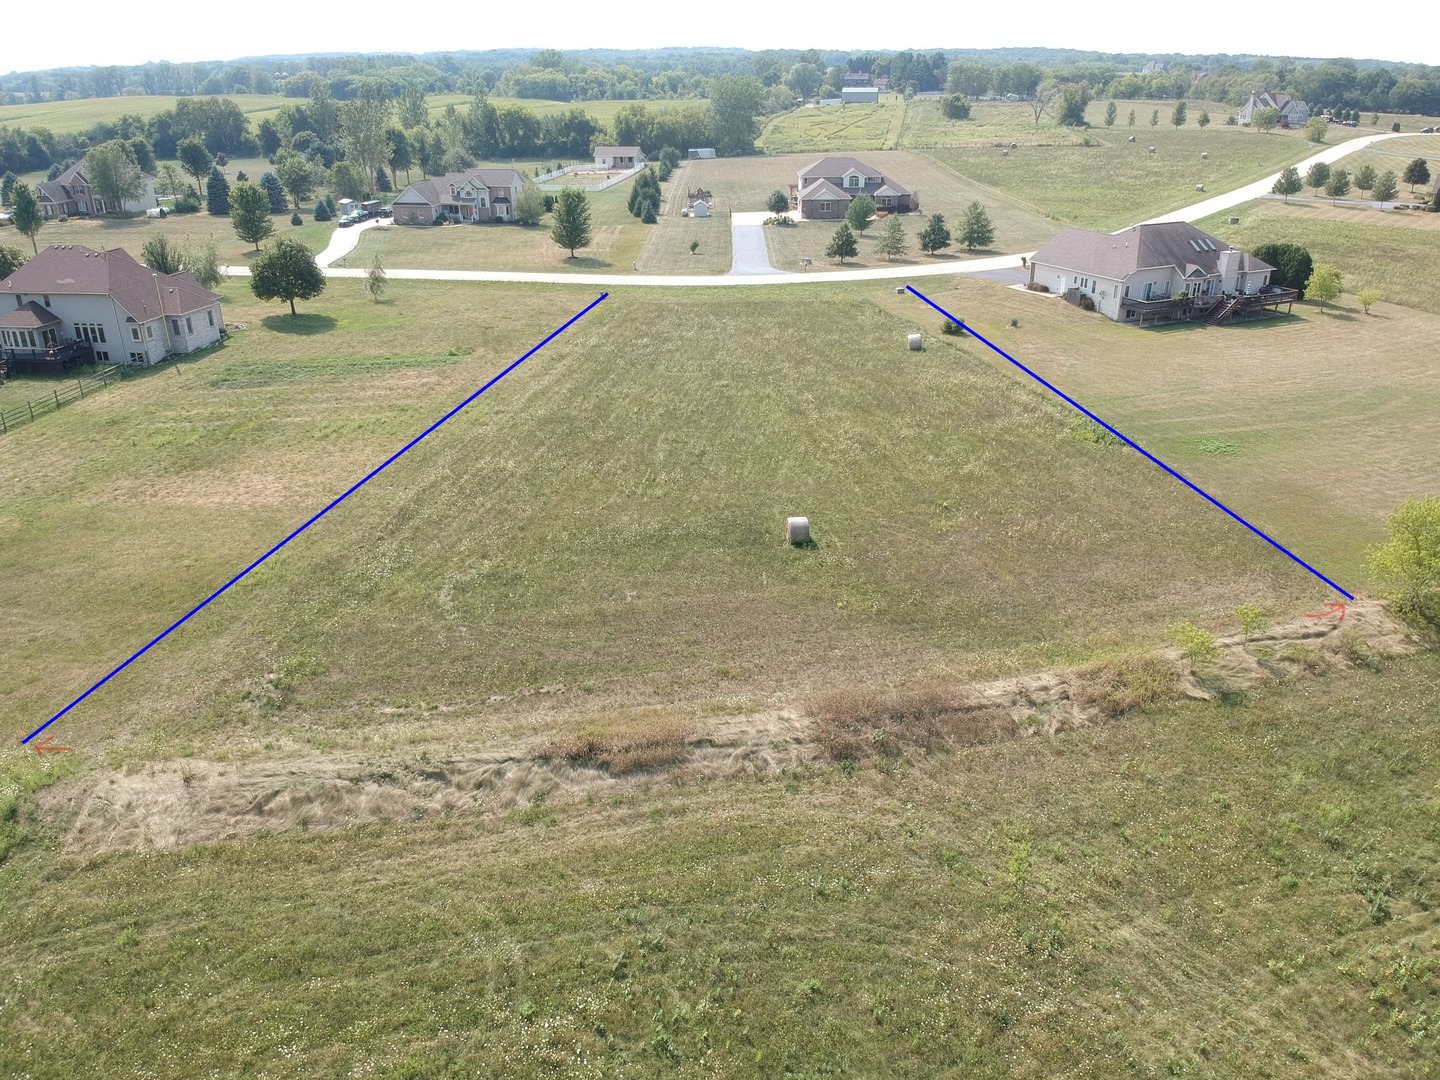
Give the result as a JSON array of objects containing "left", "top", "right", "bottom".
[
  {"left": 1317, "top": 134, "right": 1439, "bottom": 197},
  {"left": 900, "top": 278, "right": 1440, "bottom": 585},
  {"left": 921, "top": 100, "right": 1362, "bottom": 232},
  {"left": 3, "top": 645, "right": 1437, "bottom": 1077},
  {"left": 425, "top": 95, "right": 707, "bottom": 129},
  {"left": 760, "top": 95, "right": 908, "bottom": 153},
  {"left": 1201, "top": 199, "right": 1440, "bottom": 317},
  {"left": 0, "top": 94, "right": 284, "bottom": 135},
  {"left": 898, "top": 95, "right": 1099, "bottom": 150}
]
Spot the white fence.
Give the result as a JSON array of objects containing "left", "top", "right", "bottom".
[{"left": 537, "top": 163, "right": 647, "bottom": 192}]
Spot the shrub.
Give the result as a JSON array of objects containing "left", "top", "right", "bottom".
[
  {"left": 1079, "top": 294, "right": 1096, "bottom": 311},
  {"left": 542, "top": 194, "right": 556, "bottom": 213},
  {"left": 173, "top": 191, "right": 201, "bottom": 213},
  {"left": 940, "top": 319, "right": 965, "bottom": 335},
  {"left": 291, "top": 211, "right": 303, "bottom": 226},
  {"left": 1368, "top": 495, "right": 1440, "bottom": 626},
  {"left": 1235, "top": 604, "right": 1266, "bottom": 639},
  {"left": 1169, "top": 622, "right": 1220, "bottom": 662},
  {"left": 1071, "top": 653, "right": 1177, "bottom": 718}
]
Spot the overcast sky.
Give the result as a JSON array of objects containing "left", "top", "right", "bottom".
[{"left": 13, "top": 1, "right": 1437, "bottom": 74}]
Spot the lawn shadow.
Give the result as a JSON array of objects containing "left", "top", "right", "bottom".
[
  {"left": 561, "top": 257, "right": 614, "bottom": 270},
  {"left": 261, "top": 313, "right": 338, "bottom": 335}
]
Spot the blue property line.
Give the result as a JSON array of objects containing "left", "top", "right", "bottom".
[
  {"left": 906, "top": 285, "right": 1354, "bottom": 600},
  {"left": 23, "top": 292, "right": 609, "bottom": 744}
]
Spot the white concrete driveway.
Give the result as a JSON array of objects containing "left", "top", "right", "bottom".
[
  {"left": 727, "top": 211, "right": 784, "bottom": 275},
  {"left": 314, "top": 217, "right": 386, "bottom": 268}
]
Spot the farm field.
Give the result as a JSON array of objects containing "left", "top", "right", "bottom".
[
  {"left": 0, "top": 94, "right": 285, "bottom": 135},
  {"left": 1201, "top": 199, "right": 1440, "bottom": 317},
  {"left": 3, "top": 649, "right": 1437, "bottom": 1078},
  {"left": 922, "top": 100, "right": 1362, "bottom": 231},
  {"left": 760, "top": 95, "right": 908, "bottom": 153},
  {"left": 898, "top": 95, "right": 1108, "bottom": 149},
  {"left": 425, "top": 94, "right": 706, "bottom": 128}
]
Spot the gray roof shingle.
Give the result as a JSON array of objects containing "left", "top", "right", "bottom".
[{"left": 1030, "top": 222, "right": 1274, "bottom": 281}]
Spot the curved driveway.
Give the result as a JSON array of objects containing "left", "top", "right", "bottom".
[{"left": 222, "top": 132, "right": 1430, "bottom": 287}]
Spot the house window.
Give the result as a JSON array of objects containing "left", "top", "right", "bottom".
[
  {"left": 878, "top": 196, "right": 892, "bottom": 207},
  {"left": 74, "top": 322, "right": 106, "bottom": 343},
  {"left": 171, "top": 319, "right": 179, "bottom": 335},
  {"left": 846, "top": 175, "right": 860, "bottom": 188},
  {"left": 147, "top": 324, "right": 154, "bottom": 338},
  {"left": 129, "top": 351, "right": 146, "bottom": 363},
  {"left": 207, "top": 310, "right": 214, "bottom": 327},
  {"left": 1127, "top": 310, "right": 1137, "bottom": 320},
  {"left": 186, "top": 317, "right": 193, "bottom": 334},
  {"left": 131, "top": 326, "right": 141, "bottom": 341},
  {"left": 1123, "top": 285, "right": 1130, "bottom": 298},
  {"left": 820, "top": 201, "right": 831, "bottom": 213},
  {"left": 43, "top": 295, "right": 51, "bottom": 307},
  {"left": 94, "top": 350, "right": 109, "bottom": 362}
]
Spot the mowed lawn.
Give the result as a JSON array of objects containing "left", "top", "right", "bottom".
[
  {"left": 1316, "top": 133, "right": 1439, "bottom": 194},
  {"left": 924, "top": 104, "right": 1343, "bottom": 231},
  {"left": 1202, "top": 198, "right": 1440, "bottom": 317},
  {"left": 0, "top": 94, "right": 284, "bottom": 135},
  {"left": 0, "top": 278, "right": 1341, "bottom": 761},
  {"left": 897, "top": 276, "right": 1440, "bottom": 585},
  {"left": 3, "top": 652, "right": 1438, "bottom": 1078}
]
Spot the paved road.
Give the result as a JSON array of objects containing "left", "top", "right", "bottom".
[{"left": 221, "top": 132, "right": 1430, "bottom": 288}]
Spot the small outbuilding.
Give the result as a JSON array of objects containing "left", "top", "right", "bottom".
[
  {"left": 841, "top": 87, "right": 879, "bottom": 104},
  {"left": 687, "top": 148, "right": 716, "bottom": 159},
  {"left": 594, "top": 146, "right": 644, "bottom": 169}
]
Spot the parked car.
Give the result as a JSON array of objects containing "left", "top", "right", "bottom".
[
  {"left": 1421, "top": 126, "right": 1436, "bottom": 133},
  {"left": 338, "top": 214, "right": 357, "bottom": 227},
  {"left": 378, "top": 207, "right": 393, "bottom": 218}
]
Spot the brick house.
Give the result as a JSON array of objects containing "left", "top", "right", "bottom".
[
  {"left": 35, "top": 156, "right": 158, "bottom": 218},
  {"left": 0, "top": 245, "right": 222, "bottom": 372},
  {"left": 390, "top": 168, "right": 528, "bottom": 225},
  {"left": 793, "top": 156, "right": 914, "bottom": 220},
  {"left": 1238, "top": 90, "right": 1310, "bottom": 128}
]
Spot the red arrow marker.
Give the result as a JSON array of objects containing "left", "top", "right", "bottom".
[
  {"left": 1304, "top": 600, "right": 1347, "bottom": 622},
  {"left": 16, "top": 730, "right": 73, "bottom": 756}
]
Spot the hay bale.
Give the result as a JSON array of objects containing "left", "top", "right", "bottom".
[
  {"left": 1127, "top": 134, "right": 1136, "bottom": 142},
  {"left": 1201, "top": 151, "right": 1209, "bottom": 159},
  {"left": 1195, "top": 183, "right": 1205, "bottom": 192},
  {"left": 1148, "top": 146, "right": 1157, "bottom": 154},
  {"left": 907, "top": 333, "right": 923, "bottom": 351},
  {"left": 785, "top": 516, "right": 810, "bottom": 545},
  {"left": 1001, "top": 149, "right": 1009, "bottom": 156},
  {"left": 1227, "top": 216, "right": 1240, "bottom": 225},
  {"left": 895, "top": 286, "right": 905, "bottom": 294}
]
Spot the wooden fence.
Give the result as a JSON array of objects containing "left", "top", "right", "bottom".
[{"left": 0, "top": 366, "right": 121, "bottom": 436}]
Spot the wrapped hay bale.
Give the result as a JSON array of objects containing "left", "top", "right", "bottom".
[{"left": 785, "top": 516, "right": 810, "bottom": 545}]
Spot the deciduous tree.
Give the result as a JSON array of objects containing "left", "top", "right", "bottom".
[
  {"left": 1252, "top": 243, "right": 1313, "bottom": 297},
  {"left": 766, "top": 190, "right": 790, "bottom": 214},
  {"left": 230, "top": 180, "right": 274, "bottom": 250},
  {"left": 11, "top": 181, "right": 43, "bottom": 253},
  {"left": 1252, "top": 106, "right": 1280, "bottom": 134},
  {"left": 177, "top": 136, "right": 213, "bottom": 195},
  {"left": 825, "top": 221, "right": 858, "bottom": 263},
  {"left": 845, "top": 193, "right": 875, "bottom": 231},
  {"left": 514, "top": 179, "right": 544, "bottom": 225},
  {"left": 1357, "top": 288, "right": 1381, "bottom": 314},
  {"left": 1304, "top": 262, "right": 1342, "bottom": 308},
  {"left": 1402, "top": 157, "right": 1430, "bottom": 192},
  {"left": 83, "top": 139, "right": 144, "bottom": 211},
  {"left": 367, "top": 251, "right": 386, "bottom": 301},
  {"left": 273, "top": 148, "right": 314, "bottom": 210},
  {"left": 1104, "top": 100, "right": 1117, "bottom": 127},
  {"left": 550, "top": 187, "right": 592, "bottom": 257},
  {"left": 1305, "top": 116, "right": 1327, "bottom": 143},
  {"left": 707, "top": 75, "right": 765, "bottom": 156},
  {"left": 1304, "top": 161, "right": 1330, "bottom": 194},
  {"left": 1369, "top": 495, "right": 1440, "bottom": 626},
  {"left": 0, "top": 245, "right": 26, "bottom": 280},
  {"left": 1198, "top": 111, "right": 1210, "bottom": 128},
  {"left": 1171, "top": 100, "right": 1187, "bottom": 128},
  {"left": 1354, "top": 163, "right": 1377, "bottom": 192},
  {"left": 141, "top": 234, "right": 182, "bottom": 274},
  {"left": 250, "top": 237, "right": 325, "bottom": 315},
  {"left": 1371, "top": 170, "right": 1399, "bottom": 202},
  {"left": 1150, "top": 108, "right": 1159, "bottom": 127},
  {"left": 1272, "top": 166, "right": 1302, "bottom": 201},
  {"left": 958, "top": 201, "right": 995, "bottom": 251},
  {"left": 1324, "top": 168, "right": 1351, "bottom": 200}
]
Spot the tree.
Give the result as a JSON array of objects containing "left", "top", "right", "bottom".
[
  {"left": 1402, "top": 157, "right": 1431, "bottom": 192},
  {"left": 229, "top": 181, "right": 274, "bottom": 251},
  {"left": 825, "top": 222, "right": 858, "bottom": 263},
  {"left": 785, "top": 62, "right": 823, "bottom": 99},
  {"left": 1150, "top": 108, "right": 1160, "bottom": 127},
  {"left": 386, "top": 127, "right": 413, "bottom": 185},
  {"left": 514, "top": 180, "right": 544, "bottom": 225},
  {"left": 846, "top": 193, "right": 876, "bottom": 231},
  {"left": 940, "top": 94, "right": 972, "bottom": 121},
  {"left": 917, "top": 212, "right": 951, "bottom": 254},
  {"left": 1104, "top": 100, "right": 1117, "bottom": 127},
  {"left": 958, "top": 201, "right": 995, "bottom": 251},
  {"left": 398, "top": 82, "right": 429, "bottom": 130},
  {"left": 1324, "top": 168, "right": 1351, "bottom": 200},
  {"left": 10, "top": 181, "right": 43, "bottom": 254},
  {"left": 86, "top": 139, "right": 143, "bottom": 211},
  {"left": 1369, "top": 495, "right": 1440, "bottom": 626},
  {"left": 1354, "top": 163, "right": 1377, "bottom": 192},
  {"left": 1198, "top": 111, "right": 1210, "bottom": 128},
  {"left": 707, "top": 75, "right": 765, "bottom": 156},
  {"left": 1304, "top": 263, "right": 1342, "bottom": 309},
  {"left": 1253, "top": 243, "right": 1313, "bottom": 298},
  {"left": 329, "top": 160, "right": 367, "bottom": 202},
  {"left": 766, "top": 190, "right": 790, "bottom": 215},
  {"left": 1, "top": 170, "right": 18, "bottom": 206},
  {"left": 550, "top": 187, "right": 592, "bottom": 257},
  {"left": 250, "top": 237, "right": 325, "bottom": 316},
  {"left": 1029, "top": 80, "right": 1059, "bottom": 126},
  {"left": 0, "top": 245, "right": 26, "bottom": 281},
  {"left": 206, "top": 166, "right": 230, "bottom": 215},
  {"left": 1252, "top": 106, "right": 1280, "bottom": 134},
  {"left": 177, "top": 136, "right": 213, "bottom": 195},
  {"left": 183, "top": 236, "right": 221, "bottom": 290},
  {"left": 367, "top": 251, "right": 386, "bottom": 302},
  {"left": 1371, "top": 170, "right": 1399, "bottom": 202},
  {"left": 141, "top": 235, "right": 183, "bottom": 274},
  {"left": 1127, "top": 108, "right": 1136, "bottom": 127},
  {"left": 1357, "top": 288, "right": 1381, "bottom": 314},
  {"left": 1272, "top": 166, "right": 1303, "bottom": 201},
  {"left": 1171, "top": 100, "right": 1188, "bottom": 129},
  {"left": 313, "top": 199, "right": 333, "bottom": 222},
  {"left": 1304, "top": 161, "right": 1331, "bottom": 194},
  {"left": 874, "top": 215, "right": 907, "bottom": 261},
  {"left": 1305, "top": 116, "right": 1327, "bottom": 143},
  {"left": 1058, "top": 84, "right": 1090, "bottom": 126},
  {"left": 258, "top": 171, "right": 288, "bottom": 213},
  {"left": 339, "top": 86, "right": 393, "bottom": 201},
  {"left": 156, "top": 163, "right": 186, "bottom": 201},
  {"left": 273, "top": 148, "right": 315, "bottom": 210}
]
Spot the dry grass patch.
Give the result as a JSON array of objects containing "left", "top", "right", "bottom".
[
  {"left": 811, "top": 684, "right": 1011, "bottom": 760},
  {"left": 538, "top": 713, "right": 695, "bottom": 774},
  {"left": 1070, "top": 652, "right": 1180, "bottom": 718}
]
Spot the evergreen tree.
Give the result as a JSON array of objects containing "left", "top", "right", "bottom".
[
  {"left": 874, "top": 215, "right": 908, "bottom": 261},
  {"left": 766, "top": 190, "right": 790, "bottom": 215},
  {"left": 917, "top": 212, "right": 952, "bottom": 254},
  {"left": 1371, "top": 170, "right": 1399, "bottom": 202},
  {"left": 313, "top": 200, "right": 333, "bottom": 222},
  {"left": 141, "top": 235, "right": 183, "bottom": 274},
  {"left": 640, "top": 200, "right": 659, "bottom": 224},
  {"left": 1127, "top": 108, "right": 1136, "bottom": 127},
  {"left": 1171, "top": 100, "right": 1187, "bottom": 128},
  {"left": 1271, "top": 166, "right": 1302, "bottom": 201},
  {"left": 1150, "top": 108, "right": 1160, "bottom": 127},
  {"left": 1354, "top": 164, "right": 1377, "bottom": 192},
  {"left": 958, "top": 201, "right": 995, "bottom": 251},
  {"left": 259, "top": 172, "right": 288, "bottom": 213},
  {"left": 1104, "top": 101, "right": 1117, "bottom": 127},
  {"left": 1402, "top": 157, "right": 1430, "bottom": 192},
  {"left": 10, "top": 181, "right": 43, "bottom": 254},
  {"left": 825, "top": 222, "right": 858, "bottom": 263},
  {"left": 375, "top": 167, "right": 391, "bottom": 193},
  {"left": 250, "top": 237, "right": 326, "bottom": 316},
  {"left": 229, "top": 181, "right": 274, "bottom": 251},
  {"left": 206, "top": 166, "right": 230, "bottom": 215},
  {"left": 1324, "top": 168, "right": 1351, "bottom": 200},
  {"left": 845, "top": 193, "right": 875, "bottom": 231},
  {"left": 550, "top": 187, "right": 593, "bottom": 257},
  {"left": 1304, "top": 161, "right": 1330, "bottom": 194}
]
